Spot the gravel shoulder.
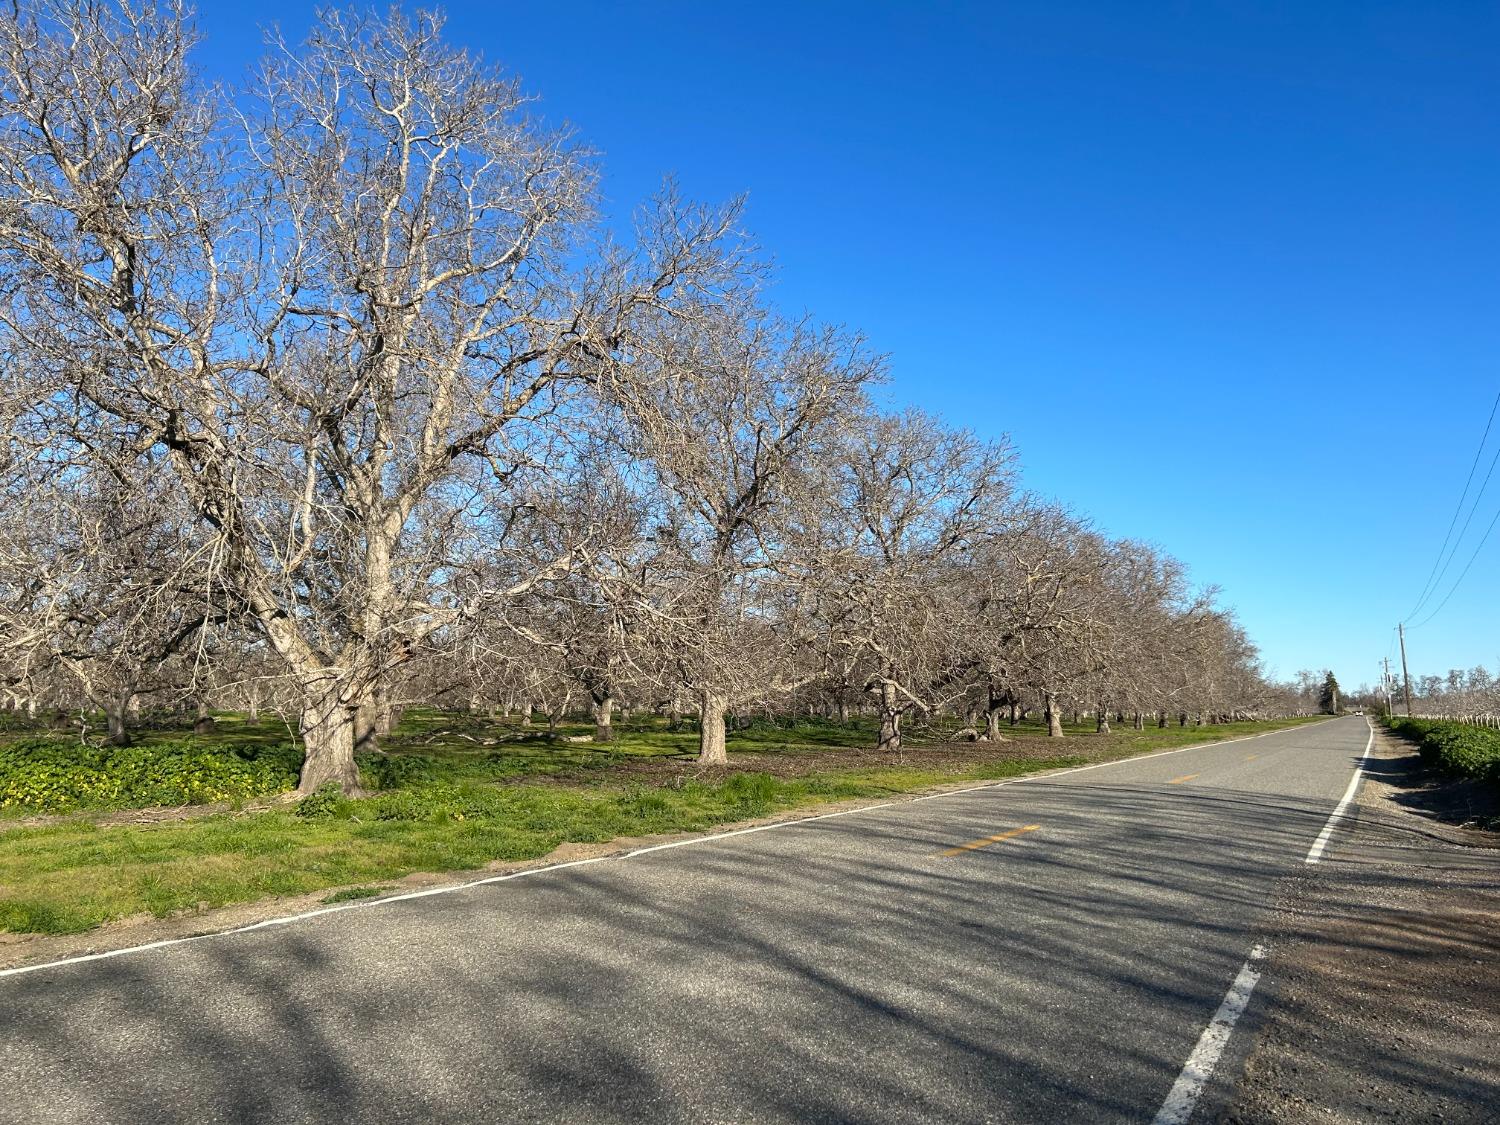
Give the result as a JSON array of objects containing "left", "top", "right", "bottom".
[{"left": 1221, "top": 723, "right": 1500, "bottom": 1123}]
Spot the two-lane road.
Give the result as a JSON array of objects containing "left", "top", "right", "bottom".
[{"left": 0, "top": 717, "right": 1372, "bottom": 1123}]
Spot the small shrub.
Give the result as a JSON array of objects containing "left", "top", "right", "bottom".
[
  {"left": 294, "top": 782, "right": 347, "bottom": 819},
  {"left": 359, "top": 752, "right": 438, "bottom": 790}
]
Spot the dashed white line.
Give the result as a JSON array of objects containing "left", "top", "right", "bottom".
[
  {"left": 1303, "top": 720, "right": 1374, "bottom": 864},
  {"left": 1153, "top": 944, "right": 1267, "bottom": 1125}
]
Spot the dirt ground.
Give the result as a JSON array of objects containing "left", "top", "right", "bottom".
[{"left": 1221, "top": 725, "right": 1500, "bottom": 1123}]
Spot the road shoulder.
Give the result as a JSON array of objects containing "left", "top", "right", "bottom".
[{"left": 1221, "top": 725, "right": 1500, "bottom": 1123}]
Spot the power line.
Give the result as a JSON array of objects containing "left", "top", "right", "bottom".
[
  {"left": 1407, "top": 499, "right": 1500, "bottom": 630},
  {"left": 1404, "top": 390, "right": 1500, "bottom": 622}
]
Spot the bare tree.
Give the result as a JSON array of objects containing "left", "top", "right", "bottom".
[
  {"left": 0, "top": 2, "right": 742, "bottom": 791},
  {"left": 815, "top": 411, "right": 1014, "bottom": 753},
  {"left": 599, "top": 300, "right": 878, "bottom": 762}
]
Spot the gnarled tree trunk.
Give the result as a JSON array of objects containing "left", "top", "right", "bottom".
[
  {"left": 592, "top": 694, "right": 615, "bottom": 743},
  {"left": 297, "top": 679, "right": 363, "bottom": 795},
  {"left": 698, "top": 689, "right": 727, "bottom": 764},
  {"left": 985, "top": 705, "right": 1005, "bottom": 741},
  {"left": 106, "top": 690, "right": 135, "bottom": 746},
  {"left": 1044, "top": 691, "right": 1064, "bottom": 738},
  {"left": 872, "top": 680, "right": 903, "bottom": 756}
]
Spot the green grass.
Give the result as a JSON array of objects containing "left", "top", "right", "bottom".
[{"left": 0, "top": 712, "right": 1327, "bottom": 936}]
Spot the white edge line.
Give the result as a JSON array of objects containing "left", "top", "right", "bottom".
[
  {"left": 0, "top": 718, "right": 1339, "bottom": 981},
  {"left": 1152, "top": 943, "right": 1268, "bottom": 1125},
  {"left": 1303, "top": 719, "right": 1374, "bottom": 864}
]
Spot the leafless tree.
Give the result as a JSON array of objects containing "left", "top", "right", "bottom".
[
  {"left": 598, "top": 299, "right": 878, "bottom": 762},
  {"left": 0, "top": 2, "right": 743, "bottom": 790}
]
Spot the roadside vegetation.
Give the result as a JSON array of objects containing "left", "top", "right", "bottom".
[
  {"left": 1385, "top": 717, "right": 1500, "bottom": 787},
  {"left": 0, "top": 711, "right": 1323, "bottom": 937}
]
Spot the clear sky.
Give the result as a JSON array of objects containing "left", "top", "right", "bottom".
[{"left": 191, "top": 1, "right": 1500, "bottom": 695}]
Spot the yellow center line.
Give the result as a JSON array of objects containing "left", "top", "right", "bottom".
[
  {"left": 1245, "top": 754, "right": 1259, "bottom": 761},
  {"left": 940, "top": 824, "right": 1041, "bottom": 857},
  {"left": 1167, "top": 773, "right": 1199, "bottom": 784}
]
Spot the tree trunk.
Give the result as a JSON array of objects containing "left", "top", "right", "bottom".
[
  {"left": 1045, "top": 692, "right": 1064, "bottom": 738},
  {"left": 374, "top": 680, "right": 398, "bottom": 737},
  {"left": 519, "top": 700, "right": 533, "bottom": 728},
  {"left": 985, "top": 705, "right": 1004, "bottom": 741},
  {"left": 1133, "top": 711, "right": 1144, "bottom": 730},
  {"left": 246, "top": 683, "right": 261, "bottom": 723},
  {"left": 592, "top": 695, "right": 615, "bottom": 743},
  {"left": 837, "top": 699, "right": 850, "bottom": 723},
  {"left": 353, "top": 689, "right": 379, "bottom": 754},
  {"left": 873, "top": 680, "right": 903, "bottom": 756},
  {"left": 1096, "top": 712, "right": 1110, "bottom": 734},
  {"left": 1010, "top": 703, "right": 1019, "bottom": 726},
  {"left": 697, "top": 690, "right": 727, "bottom": 764},
  {"left": 106, "top": 691, "right": 134, "bottom": 746},
  {"left": 298, "top": 682, "right": 363, "bottom": 795}
]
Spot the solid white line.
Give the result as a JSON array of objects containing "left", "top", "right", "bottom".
[
  {"left": 1303, "top": 720, "right": 1374, "bottom": 864},
  {"left": 0, "top": 719, "right": 1338, "bottom": 981},
  {"left": 1152, "top": 944, "right": 1267, "bottom": 1125}
]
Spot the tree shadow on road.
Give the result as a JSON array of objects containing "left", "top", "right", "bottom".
[{"left": 1, "top": 779, "right": 1493, "bottom": 1123}]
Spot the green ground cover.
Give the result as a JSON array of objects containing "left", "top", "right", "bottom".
[
  {"left": 0, "top": 712, "right": 1325, "bottom": 937},
  {"left": 1386, "top": 716, "right": 1500, "bottom": 786}
]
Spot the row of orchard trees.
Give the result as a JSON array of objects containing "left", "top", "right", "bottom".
[
  {"left": 0, "top": 1, "right": 1279, "bottom": 794},
  {"left": 1400, "top": 665, "right": 1500, "bottom": 720}
]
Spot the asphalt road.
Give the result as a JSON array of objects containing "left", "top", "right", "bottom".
[{"left": 0, "top": 717, "right": 1372, "bottom": 1124}]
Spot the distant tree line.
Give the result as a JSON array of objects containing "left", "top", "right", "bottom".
[{"left": 0, "top": 2, "right": 1298, "bottom": 793}]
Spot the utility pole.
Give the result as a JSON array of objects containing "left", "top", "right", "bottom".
[
  {"left": 1380, "top": 659, "right": 1393, "bottom": 716},
  {"left": 1398, "top": 623, "right": 1414, "bottom": 717}
]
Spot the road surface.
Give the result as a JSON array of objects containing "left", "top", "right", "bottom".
[{"left": 0, "top": 717, "right": 1372, "bottom": 1123}]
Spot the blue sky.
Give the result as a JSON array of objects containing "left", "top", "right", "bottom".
[{"left": 192, "top": 1, "right": 1500, "bottom": 694}]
